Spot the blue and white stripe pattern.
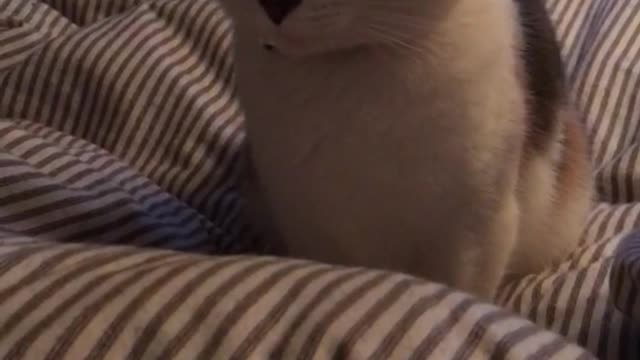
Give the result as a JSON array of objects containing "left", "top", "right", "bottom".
[{"left": 0, "top": 0, "right": 637, "bottom": 358}]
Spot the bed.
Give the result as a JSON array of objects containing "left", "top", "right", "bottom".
[{"left": 0, "top": 0, "right": 638, "bottom": 358}]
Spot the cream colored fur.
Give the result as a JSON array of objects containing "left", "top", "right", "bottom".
[{"left": 222, "top": 0, "right": 592, "bottom": 299}]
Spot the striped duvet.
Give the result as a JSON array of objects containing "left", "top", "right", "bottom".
[{"left": 0, "top": 0, "right": 638, "bottom": 358}]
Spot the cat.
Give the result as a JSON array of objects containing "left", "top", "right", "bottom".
[{"left": 222, "top": 0, "right": 593, "bottom": 299}]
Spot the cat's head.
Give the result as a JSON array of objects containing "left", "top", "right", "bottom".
[{"left": 219, "top": 0, "right": 444, "bottom": 57}]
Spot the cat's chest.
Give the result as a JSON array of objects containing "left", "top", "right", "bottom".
[
  {"left": 235, "top": 44, "right": 525, "bottom": 194},
  {"left": 246, "top": 86, "right": 461, "bottom": 180},
  {"left": 246, "top": 67, "right": 508, "bottom": 166},
  {"left": 242, "top": 77, "right": 498, "bottom": 239},
  {"left": 243, "top": 87, "right": 494, "bottom": 217},
  {"left": 245, "top": 60, "right": 471, "bottom": 150}
]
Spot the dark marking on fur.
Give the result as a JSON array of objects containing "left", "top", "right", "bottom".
[
  {"left": 259, "top": 0, "right": 302, "bottom": 25},
  {"left": 516, "top": 0, "right": 567, "bottom": 151}
]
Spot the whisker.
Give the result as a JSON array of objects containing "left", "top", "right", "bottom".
[
  {"left": 363, "top": 12, "right": 432, "bottom": 31},
  {"left": 364, "top": 24, "right": 429, "bottom": 60},
  {"left": 366, "top": 24, "right": 422, "bottom": 47},
  {"left": 366, "top": 3, "right": 434, "bottom": 20},
  {"left": 366, "top": 1, "right": 426, "bottom": 12}
]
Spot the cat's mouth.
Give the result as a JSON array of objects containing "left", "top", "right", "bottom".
[
  {"left": 258, "top": 33, "right": 369, "bottom": 58},
  {"left": 262, "top": 42, "right": 277, "bottom": 52},
  {"left": 259, "top": 36, "right": 320, "bottom": 57}
]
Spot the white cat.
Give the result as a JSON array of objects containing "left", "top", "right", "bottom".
[{"left": 222, "top": 0, "right": 593, "bottom": 299}]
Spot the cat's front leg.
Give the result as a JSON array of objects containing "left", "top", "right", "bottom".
[
  {"left": 455, "top": 193, "right": 519, "bottom": 300},
  {"left": 239, "top": 145, "right": 288, "bottom": 256}
]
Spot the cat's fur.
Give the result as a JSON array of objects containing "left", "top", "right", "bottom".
[{"left": 222, "top": 0, "right": 593, "bottom": 299}]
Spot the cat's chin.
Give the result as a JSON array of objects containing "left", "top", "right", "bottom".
[
  {"left": 260, "top": 41, "right": 334, "bottom": 58},
  {"left": 260, "top": 43, "right": 317, "bottom": 58},
  {"left": 255, "top": 30, "right": 375, "bottom": 59},
  {"left": 260, "top": 40, "right": 375, "bottom": 60}
]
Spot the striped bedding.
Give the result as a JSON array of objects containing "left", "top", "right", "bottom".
[{"left": 0, "top": 0, "right": 638, "bottom": 358}]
